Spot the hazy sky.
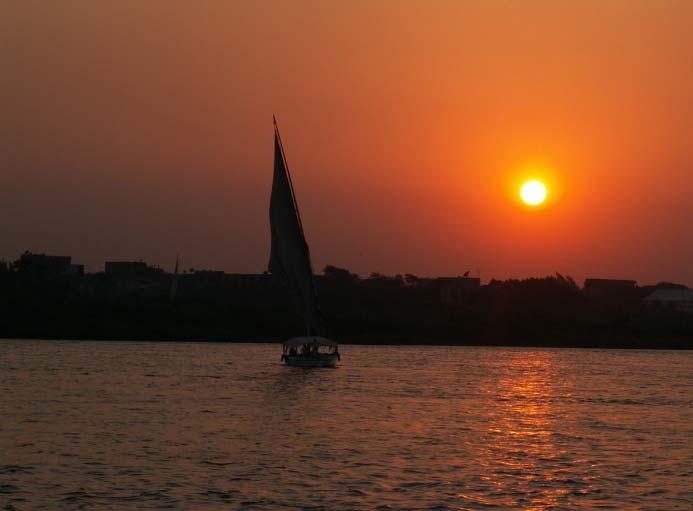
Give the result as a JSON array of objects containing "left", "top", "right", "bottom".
[{"left": 2, "top": 1, "right": 692, "bottom": 284}]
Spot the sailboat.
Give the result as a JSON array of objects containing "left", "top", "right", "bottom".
[{"left": 269, "top": 117, "right": 340, "bottom": 368}]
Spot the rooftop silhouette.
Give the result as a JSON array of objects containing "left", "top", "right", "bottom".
[{"left": 0, "top": 251, "right": 690, "bottom": 348}]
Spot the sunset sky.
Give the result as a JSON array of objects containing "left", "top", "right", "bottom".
[{"left": 2, "top": 1, "right": 692, "bottom": 285}]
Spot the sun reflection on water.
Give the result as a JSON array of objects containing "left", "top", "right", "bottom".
[{"left": 479, "top": 351, "right": 582, "bottom": 510}]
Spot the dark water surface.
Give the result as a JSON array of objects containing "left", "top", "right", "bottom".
[{"left": 1, "top": 341, "right": 691, "bottom": 510}]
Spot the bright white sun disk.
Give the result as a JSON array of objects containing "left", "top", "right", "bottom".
[{"left": 520, "top": 180, "right": 547, "bottom": 206}]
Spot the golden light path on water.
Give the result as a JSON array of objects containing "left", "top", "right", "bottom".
[{"left": 475, "top": 353, "right": 576, "bottom": 509}]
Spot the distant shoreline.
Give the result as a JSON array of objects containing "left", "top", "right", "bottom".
[
  {"left": 3, "top": 336, "right": 691, "bottom": 350},
  {"left": 2, "top": 259, "right": 692, "bottom": 350}
]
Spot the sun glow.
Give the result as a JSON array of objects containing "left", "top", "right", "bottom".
[{"left": 520, "top": 180, "right": 547, "bottom": 206}]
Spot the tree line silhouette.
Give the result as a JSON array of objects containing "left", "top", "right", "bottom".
[{"left": 0, "top": 256, "right": 690, "bottom": 348}]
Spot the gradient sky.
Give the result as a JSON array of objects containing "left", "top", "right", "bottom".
[{"left": 2, "top": 1, "right": 692, "bottom": 285}]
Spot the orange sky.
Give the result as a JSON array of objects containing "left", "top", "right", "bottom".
[{"left": 2, "top": 1, "right": 692, "bottom": 285}]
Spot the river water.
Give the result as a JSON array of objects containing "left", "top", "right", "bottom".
[{"left": 0, "top": 340, "right": 691, "bottom": 510}]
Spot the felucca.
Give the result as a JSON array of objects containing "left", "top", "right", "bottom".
[{"left": 269, "top": 117, "right": 340, "bottom": 367}]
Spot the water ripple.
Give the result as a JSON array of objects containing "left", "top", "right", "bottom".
[{"left": 0, "top": 341, "right": 691, "bottom": 510}]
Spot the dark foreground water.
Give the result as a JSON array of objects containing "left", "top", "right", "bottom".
[{"left": 0, "top": 341, "right": 691, "bottom": 510}]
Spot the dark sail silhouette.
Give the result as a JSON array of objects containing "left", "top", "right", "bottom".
[{"left": 268, "top": 118, "right": 322, "bottom": 336}]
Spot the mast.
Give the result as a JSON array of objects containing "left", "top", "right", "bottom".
[{"left": 169, "top": 254, "right": 179, "bottom": 301}]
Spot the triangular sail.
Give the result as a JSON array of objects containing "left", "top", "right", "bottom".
[{"left": 268, "top": 119, "right": 322, "bottom": 336}]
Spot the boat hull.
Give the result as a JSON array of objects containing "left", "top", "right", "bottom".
[{"left": 283, "top": 354, "right": 339, "bottom": 368}]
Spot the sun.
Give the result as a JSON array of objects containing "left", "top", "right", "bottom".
[{"left": 520, "top": 180, "right": 547, "bottom": 206}]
